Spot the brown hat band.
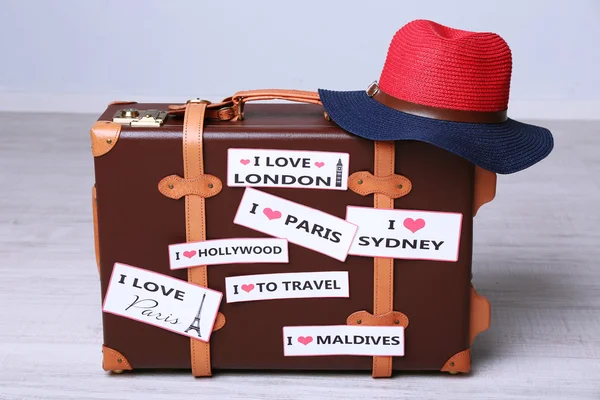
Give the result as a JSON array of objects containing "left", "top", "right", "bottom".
[{"left": 367, "top": 82, "right": 508, "bottom": 124}]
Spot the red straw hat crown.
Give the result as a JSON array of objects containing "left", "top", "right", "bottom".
[{"left": 379, "top": 20, "right": 512, "bottom": 112}]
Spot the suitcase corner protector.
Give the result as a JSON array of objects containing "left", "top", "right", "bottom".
[{"left": 102, "top": 345, "right": 133, "bottom": 372}]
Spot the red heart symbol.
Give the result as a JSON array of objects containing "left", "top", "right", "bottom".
[
  {"left": 403, "top": 218, "right": 426, "bottom": 233},
  {"left": 314, "top": 161, "right": 325, "bottom": 168},
  {"left": 241, "top": 284, "right": 255, "bottom": 293},
  {"left": 240, "top": 159, "right": 250, "bottom": 165},
  {"left": 298, "top": 336, "right": 313, "bottom": 345},
  {"left": 263, "top": 208, "right": 282, "bottom": 220},
  {"left": 183, "top": 250, "right": 197, "bottom": 259}
]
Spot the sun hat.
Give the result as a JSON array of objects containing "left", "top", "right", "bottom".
[{"left": 319, "top": 20, "right": 553, "bottom": 174}]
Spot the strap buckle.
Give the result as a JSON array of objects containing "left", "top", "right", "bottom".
[
  {"left": 366, "top": 81, "right": 380, "bottom": 97},
  {"left": 186, "top": 98, "right": 211, "bottom": 105},
  {"left": 236, "top": 97, "right": 245, "bottom": 121}
]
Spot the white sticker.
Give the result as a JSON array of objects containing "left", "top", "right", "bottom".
[
  {"left": 234, "top": 188, "right": 358, "bottom": 261},
  {"left": 228, "top": 148, "right": 350, "bottom": 191},
  {"left": 103, "top": 263, "right": 223, "bottom": 342},
  {"left": 168, "top": 238, "right": 289, "bottom": 270},
  {"left": 346, "top": 206, "right": 463, "bottom": 262},
  {"left": 225, "top": 271, "right": 349, "bottom": 303},
  {"left": 283, "top": 326, "right": 405, "bottom": 356}
]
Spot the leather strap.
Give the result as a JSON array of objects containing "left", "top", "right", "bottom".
[
  {"left": 231, "top": 89, "right": 321, "bottom": 105},
  {"left": 169, "top": 90, "right": 322, "bottom": 122},
  {"left": 372, "top": 141, "right": 396, "bottom": 378},
  {"left": 371, "top": 85, "right": 507, "bottom": 124},
  {"left": 232, "top": 89, "right": 321, "bottom": 121},
  {"left": 168, "top": 100, "right": 235, "bottom": 121},
  {"left": 182, "top": 102, "right": 212, "bottom": 377},
  {"left": 158, "top": 174, "right": 223, "bottom": 200},
  {"left": 347, "top": 310, "right": 409, "bottom": 328},
  {"left": 348, "top": 171, "right": 412, "bottom": 198},
  {"left": 92, "top": 186, "right": 100, "bottom": 276}
]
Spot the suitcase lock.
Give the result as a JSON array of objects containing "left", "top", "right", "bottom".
[{"left": 112, "top": 108, "right": 168, "bottom": 127}]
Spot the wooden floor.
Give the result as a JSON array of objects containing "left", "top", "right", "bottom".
[{"left": 0, "top": 114, "right": 598, "bottom": 399}]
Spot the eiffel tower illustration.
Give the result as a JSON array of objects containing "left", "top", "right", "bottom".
[{"left": 184, "top": 293, "right": 206, "bottom": 338}]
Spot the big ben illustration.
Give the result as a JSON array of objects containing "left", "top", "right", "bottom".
[{"left": 335, "top": 159, "right": 343, "bottom": 187}]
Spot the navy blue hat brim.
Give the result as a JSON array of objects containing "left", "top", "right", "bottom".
[{"left": 318, "top": 89, "right": 553, "bottom": 174}]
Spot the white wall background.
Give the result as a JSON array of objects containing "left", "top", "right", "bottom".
[{"left": 0, "top": 0, "right": 599, "bottom": 118}]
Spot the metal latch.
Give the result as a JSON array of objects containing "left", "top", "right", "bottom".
[{"left": 112, "top": 108, "right": 168, "bottom": 127}]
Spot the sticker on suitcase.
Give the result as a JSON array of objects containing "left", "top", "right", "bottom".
[
  {"left": 228, "top": 148, "right": 350, "bottom": 191},
  {"left": 168, "top": 238, "right": 289, "bottom": 269},
  {"left": 234, "top": 188, "right": 358, "bottom": 261},
  {"left": 225, "top": 271, "right": 349, "bottom": 303},
  {"left": 103, "top": 263, "right": 223, "bottom": 342},
  {"left": 283, "top": 325, "right": 405, "bottom": 356},
  {"left": 346, "top": 207, "right": 463, "bottom": 262}
]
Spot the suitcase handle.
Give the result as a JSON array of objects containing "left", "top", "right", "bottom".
[
  {"left": 169, "top": 90, "right": 323, "bottom": 121},
  {"left": 231, "top": 89, "right": 322, "bottom": 120}
]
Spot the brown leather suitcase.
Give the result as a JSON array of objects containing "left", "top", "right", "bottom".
[{"left": 91, "top": 90, "right": 493, "bottom": 377}]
